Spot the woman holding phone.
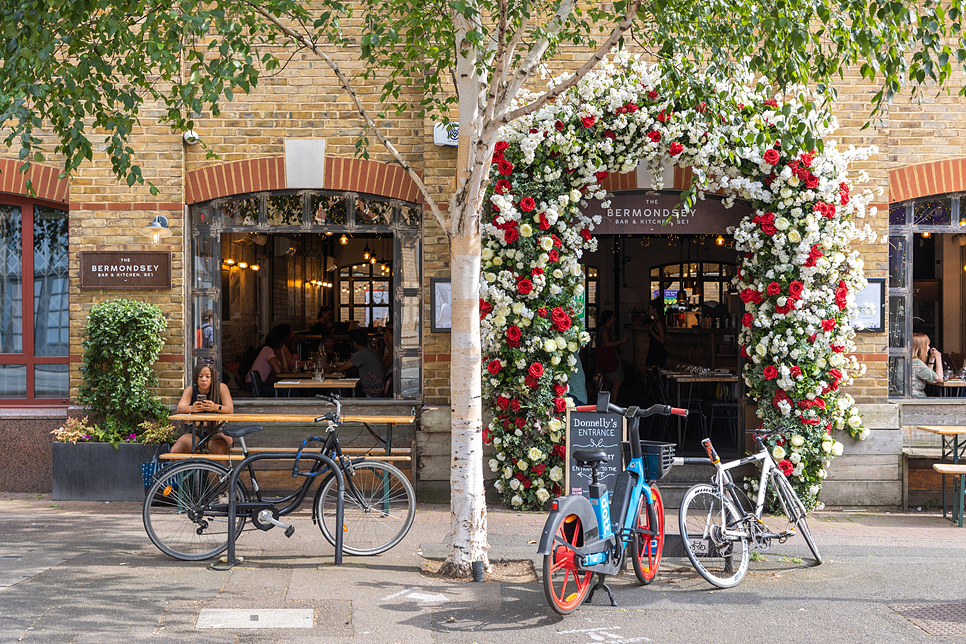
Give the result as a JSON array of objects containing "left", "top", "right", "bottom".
[{"left": 172, "top": 360, "right": 234, "bottom": 454}]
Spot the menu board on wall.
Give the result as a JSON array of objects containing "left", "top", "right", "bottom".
[
  {"left": 79, "top": 251, "right": 172, "bottom": 289},
  {"left": 565, "top": 410, "right": 626, "bottom": 498}
]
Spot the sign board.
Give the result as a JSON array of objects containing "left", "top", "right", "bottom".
[
  {"left": 581, "top": 191, "right": 752, "bottom": 235},
  {"left": 433, "top": 122, "right": 459, "bottom": 147},
  {"left": 565, "top": 410, "right": 626, "bottom": 498},
  {"left": 79, "top": 251, "right": 172, "bottom": 289}
]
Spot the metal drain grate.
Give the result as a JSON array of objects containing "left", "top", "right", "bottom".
[{"left": 891, "top": 604, "right": 966, "bottom": 636}]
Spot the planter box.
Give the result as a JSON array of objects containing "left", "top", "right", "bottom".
[{"left": 52, "top": 442, "right": 159, "bottom": 501}]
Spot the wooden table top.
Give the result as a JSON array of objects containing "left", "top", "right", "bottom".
[
  {"left": 665, "top": 373, "right": 739, "bottom": 383},
  {"left": 916, "top": 425, "right": 966, "bottom": 436},
  {"left": 169, "top": 413, "right": 415, "bottom": 424},
  {"left": 274, "top": 378, "right": 359, "bottom": 389},
  {"left": 936, "top": 380, "right": 966, "bottom": 387}
]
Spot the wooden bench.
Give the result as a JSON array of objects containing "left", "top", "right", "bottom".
[
  {"left": 932, "top": 463, "right": 966, "bottom": 527},
  {"left": 159, "top": 448, "right": 412, "bottom": 463}
]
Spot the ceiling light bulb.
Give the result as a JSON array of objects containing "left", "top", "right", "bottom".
[
  {"left": 922, "top": 231, "right": 932, "bottom": 238},
  {"left": 370, "top": 257, "right": 376, "bottom": 264},
  {"left": 715, "top": 235, "right": 725, "bottom": 246},
  {"left": 340, "top": 235, "right": 348, "bottom": 245}
]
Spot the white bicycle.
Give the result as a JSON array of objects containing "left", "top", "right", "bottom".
[{"left": 677, "top": 431, "right": 823, "bottom": 588}]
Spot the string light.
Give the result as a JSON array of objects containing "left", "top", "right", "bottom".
[
  {"left": 237, "top": 261, "right": 248, "bottom": 269},
  {"left": 715, "top": 235, "right": 725, "bottom": 246},
  {"left": 340, "top": 234, "right": 348, "bottom": 245},
  {"left": 921, "top": 231, "right": 932, "bottom": 238}
]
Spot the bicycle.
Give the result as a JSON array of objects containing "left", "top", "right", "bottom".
[
  {"left": 142, "top": 394, "right": 415, "bottom": 562},
  {"left": 677, "top": 432, "right": 823, "bottom": 589},
  {"left": 537, "top": 391, "right": 687, "bottom": 615}
]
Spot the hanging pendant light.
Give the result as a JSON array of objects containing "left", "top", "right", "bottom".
[{"left": 363, "top": 243, "right": 371, "bottom": 260}]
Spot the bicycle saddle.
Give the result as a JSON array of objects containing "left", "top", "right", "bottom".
[
  {"left": 572, "top": 449, "right": 608, "bottom": 466},
  {"left": 221, "top": 424, "right": 264, "bottom": 438}
]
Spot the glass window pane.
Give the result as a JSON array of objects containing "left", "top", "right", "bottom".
[
  {"left": 310, "top": 193, "right": 347, "bottom": 225},
  {"left": 0, "top": 364, "right": 26, "bottom": 397},
  {"left": 33, "top": 205, "right": 68, "bottom": 357},
  {"left": 340, "top": 266, "right": 349, "bottom": 277},
  {"left": 267, "top": 194, "right": 303, "bottom": 226},
  {"left": 399, "top": 354, "right": 421, "bottom": 399},
  {"left": 0, "top": 204, "right": 23, "bottom": 354},
  {"left": 34, "top": 364, "right": 68, "bottom": 398},
  {"left": 400, "top": 294, "right": 420, "bottom": 349},
  {"left": 352, "top": 263, "right": 369, "bottom": 278},
  {"left": 354, "top": 283, "right": 370, "bottom": 305},
  {"left": 193, "top": 205, "right": 214, "bottom": 226},
  {"left": 888, "top": 236, "right": 907, "bottom": 289},
  {"left": 353, "top": 307, "right": 369, "bottom": 325},
  {"left": 193, "top": 296, "right": 217, "bottom": 351},
  {"left": 913, "top": 199, "right": 951, "bottom": 226},
  {"left": 340, "top": 284, "right": 350, "bottom": 306},
  {"left": 401, "top": 203, "right": 421, "bottom": 226},
  {"left": 889, "top": 356, "right": 905, "bottom": 396},
  {"left": 372, "top": 307, "right": 389, "bottom": 327},
  {"left": 889, "top": 203, "right": 907, "bottom": 226},
  {"left": 889, "top": 296, "right": 905, "bottom": 348},
  {"left": 399, "top": 235, "right": 420, "bottom": 290},
  {"left": 221, "top": 196, "right": 259, "bottom": 226},
  {"left": 704, "top": 282, "right": 721, "bottom": 302},
  {"left": 356, "top": 198, "right": 393, "bottom": 226},
  {"left": 372, "top": 281, "right": 389, "bottom": 305},
  {"left": 702, "top": 263, "right": 720, "bottom": 277},
  {"left": 960, "top": 197, "right": 966, "bottom": 227},
  {"left": 193, "top": 234, "right": 218, "bottom": 290}
]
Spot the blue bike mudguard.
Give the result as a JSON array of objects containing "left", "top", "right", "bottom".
[{"left": 536, "top": 494, "right": 600, "bottom": 555}]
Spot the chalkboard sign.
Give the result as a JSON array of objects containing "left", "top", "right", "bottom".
[{"left": 565, "top": 410, "right": 626, "bottom": 498}]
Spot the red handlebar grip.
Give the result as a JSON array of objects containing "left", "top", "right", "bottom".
[
  {"left": 670, "top": 407, "right": 688, "bottom": 416},
  {"left": 574, "top": 405, "right": 596, "bottom": 412}
]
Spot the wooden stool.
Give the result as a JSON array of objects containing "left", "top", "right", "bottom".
[{"left": 933, "top": 463, "right": 966, "bottom": 527}]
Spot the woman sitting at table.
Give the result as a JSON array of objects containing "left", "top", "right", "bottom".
[
  {"left": 172, "top": 361, "right": 235, "bottom": 454},
  {"left": 331, "top": 328, "right": 386, "bottom": 397},
  {"left": 912, "top": 332, "right": 945, "bottom": 397},
  {"left": 246, "top": 325, "right": 291, "bottom": 391}
]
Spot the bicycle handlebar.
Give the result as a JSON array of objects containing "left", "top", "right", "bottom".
[
  {"left": 314, "top": 393, "right": 342, "bottom": 424},
  {"left": 577, "top": 392, "right": 688, "bottom": 419}
]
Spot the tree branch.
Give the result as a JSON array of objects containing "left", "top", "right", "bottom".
[{"left": 246, "top": 3, "right": 451, "bottom": 235}]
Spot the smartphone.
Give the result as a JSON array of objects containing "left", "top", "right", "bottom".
[{"left": 197, "top": 394, "right": 207, "bottom": 402}]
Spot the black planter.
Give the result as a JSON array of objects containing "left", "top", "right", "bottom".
[{"left": 52, "top": 442, "right": 159, "bottom": 501}]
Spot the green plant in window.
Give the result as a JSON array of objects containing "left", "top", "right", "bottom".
[
  {"left": 268, "top": 194, "right": 303, "bottom": 225},
  {"left": 78, "top": 298, "right": 170, "bottom": 443}
]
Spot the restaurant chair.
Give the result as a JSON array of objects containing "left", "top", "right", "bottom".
[
  {"left": 381, "top": 373, "right": 393, "bottom": 398},
  {"left": 248, "top": 370, "right": 275, "bottom": 398}
]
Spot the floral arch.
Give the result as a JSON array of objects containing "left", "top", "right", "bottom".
[{"left": 479, "top": 53, "right": 878, "bottom": 511}]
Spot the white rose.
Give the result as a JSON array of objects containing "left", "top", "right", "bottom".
[
  {"left": 549, "top": 466, "right": 563, "bottom": 482},
  {"left": 510, "top": 478, "right": 521, "bottom": 490},
  {"left": 775, "top": 217, "right": 790, "bottom": 231},
  {"left": 541, "top": 237, "right": 555, "bottom": 251},
  {"left": 482, "top": 248, "right": 494, "bottom": 261},
  {"left": 847, "top": 414, "right": 862, "bottom": 429},
  {"left": 528, "top": 447, "right": 543, "bottom": 461},
  {"left": 518, "top": 460, "right": 528, "bottom": 471},
  {"left": 511, "top": 494, "right": 523, "bottom": 507},
  {"left": 549, "top": 417, "right": 564, "bottom": 432},
  {"left": 497, "top": 451, "right": 506, "bottom": 461},
  {"left": 512, "top": 302, "right": 525, "bottom": 314},
  {"left": 568, "top": 342, "right": 579, "bottom": 352},
  {"left": 808, "top": 485, "right": 820, "bottom": 496},
  {"left": 520, "top": 224, "right": 533, "bottom": 238},
  {"left": 822, "top": 441, "right": 833, "bottom": 453},
  {"left": 544, "top": 339, "right": 557, "bottom": 353},
  {"left": 492, "top": 256, "right": 503, "bottom": 266},
  {"left": 551, "top": 356, "right": 561, "bottom": 365},
  {"left": 536, "top": 488, "right": 551, "bottom": 503},
  {"left": 556, "top": 337, "right": 567, "bottom": 349},
  {"left": 791, "top": 435, "right": 805, "bottom": 447},
  {"left": 817, "top": 469, "right": 827, "bottom": 479},
  {"left": 790, "top": 452, "right": 801, "bottom": 464},
  {"left": 485, "top": 273, "right": 496, "bottom": 283},
  {"left": 503, "top": 466, "right": 513, "bottom": 479},
  {"left": 514, "top": 428, "right": 523, "bottom": 437},
  {"left": 489, "top": 459, "right": 499, "bottom": 472},
  {"left": 772, "top": 446, "right": 786, "bottom": 460},
  {"left": 787, "top": 229, "right": 802, "bottom": 243},
  {"left": 494, "top": 479, "right": 504, "bottom": 492},
  {"left": 831, "top": 441, "right": 844, "bottom": 456},
  {"left": 493, "top": 436, "right": 502, "bottom": 447}
]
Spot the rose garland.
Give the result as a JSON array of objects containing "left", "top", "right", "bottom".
[{"left": 480, "top": 52, "right": 877, "bottom": 510}]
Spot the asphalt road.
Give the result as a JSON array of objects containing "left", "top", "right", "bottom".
[{"left": 0, "top": 497, "right": 963, "bottom": 643}]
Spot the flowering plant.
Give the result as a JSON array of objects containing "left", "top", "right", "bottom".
[
  {"left": 481, "top": 52, "right": 875, "bottom": 510},
  {"left": 51, "top": 416, "right": 139, "bottom": 447}
]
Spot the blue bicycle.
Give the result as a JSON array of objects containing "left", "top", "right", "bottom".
[{"left": 537, "top": 391, "right": 686, "bottom": 614}]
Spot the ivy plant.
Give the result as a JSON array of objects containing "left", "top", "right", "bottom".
[{"left": 78, "top": 298, "right": 169, "bottom": 442}]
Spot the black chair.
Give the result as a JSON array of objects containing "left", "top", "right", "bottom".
[
  {"left": 249, "top": 370, "right": 273, "bottom": 398},
  {"left": 709, "top": 380, "right": 741, "bottom": 446},
  {"left": 381, "top": 372, "right": 393, "bottom": 398}
]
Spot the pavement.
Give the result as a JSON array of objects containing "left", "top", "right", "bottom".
[{"left": 1, "top": 492, "right": 965, "bottom": 643}]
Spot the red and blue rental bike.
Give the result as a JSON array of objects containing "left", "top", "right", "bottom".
[{"left": 537, "top": 391, "right": 686, "bottom": 615}]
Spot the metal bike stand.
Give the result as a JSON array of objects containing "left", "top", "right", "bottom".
[{"left": 224, "top": 452, "right": 345, "bottom": 567}]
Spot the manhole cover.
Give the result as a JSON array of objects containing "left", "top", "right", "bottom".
[{"left": 891, "top": 604, "right": 966, "bottom": 636}]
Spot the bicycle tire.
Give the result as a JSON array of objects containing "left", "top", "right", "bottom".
[
  {"left": 679, "top": 484, "right": 749, "bottom": 588},
  {"left": 772, "top": 470, "right": 823, "bottom": 565},
  {"left": 630, "top": 484, "right": 664, "bottom": 585},
  {"left": 142, "top": 460, "right": 248, "bottom": 561},
  {"left": 542, "top": 514, "right": 593, "bottom": 615},
  {"left": 316, "top": 460, "right": 415, "bottom": 555}
]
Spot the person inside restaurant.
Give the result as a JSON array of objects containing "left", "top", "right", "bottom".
[
  {"left": 644, "top": 298, "right": 668, "bottom": 369},
  {"left": 595, "top": 310, "right": 628, "bottom": 403},
  {"left": 912, "top": 332, "right": 945, "bottom": 398},
  {"left": 381, "top": 322, "right": 393, "bottom": 371},
  {"left": 172, "top": 361, "right": 235, "bottom": 454},
  {"left": 330, "top": 328, "right": 386, "bottom": 397},
  {"left": 246, "top": 324, "right": 295, "bottom": 391},
  {"left": 309, "top": 306, "right": 335, "bottom": 336}
]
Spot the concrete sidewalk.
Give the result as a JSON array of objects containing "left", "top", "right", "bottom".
[{"left": 1, "top": 493, "right": 964, "bottom": 643}]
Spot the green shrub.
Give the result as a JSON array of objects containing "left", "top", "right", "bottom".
[{"left": 79, "top": 298, "right": 169, "bottom": 438}]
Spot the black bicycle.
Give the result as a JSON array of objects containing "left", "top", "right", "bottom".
[{"left": 142, "top": 394, "right": 415, "bottom": 561}]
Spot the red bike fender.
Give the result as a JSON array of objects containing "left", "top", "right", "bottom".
[{"left": 536, "top": 494, "right": 599, "bottom": 555}]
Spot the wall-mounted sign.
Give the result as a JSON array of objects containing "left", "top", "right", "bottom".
[
  {"left": 582, "top": 191, "right": 753, "bottom": 235},
  {"left": 79, "top": 251, "right": 172, "bottom": 289},
  {"left": 433, "top": 122, "right": 459, "bottom": 147},
  {"left": 565, "top": 410, "right": 626, "bottom": 498}
]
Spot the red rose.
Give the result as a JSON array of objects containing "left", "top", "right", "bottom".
[
  {"left": 528, "top": 362, "right": 545, "bottom": 379},
  {"left": 523, "top": 478, "right": 532, "bottom": 489},
  {"left": 480, "top": 299, "right": 493, "bottom": 319},
  {"left": 498, "top": 159, "right": 514, "bottom": 175},
  {"left": 778, "top": 459, "right": 794, "bottom": 476},
  {"left": 763, "top": 365, "right": 778, "bottom": 380},
  {"left": 742, "top": 313, "right": 753, "bottom": 327},
  {"left": 647, "top": 131, "right": 661, "bottom": 143},
  {"left": 835, "top": 280, "right": 849, "bottom": 310},
  {"left": 805, "top": 175, "right": 819, "bottom": 190},
  {"left": 531, "top": 267, "right": 544, "bottom": 276},
  {"left": 487, "top": 359, "right": 501, "bottom": 375},
  {"left": 532, "top": 463, "right": 547, "bottom": 476},
  {"left": 492, "top": 150, "right": 504, "bottom": 163},
  {"left": 594, "top": 171, "right": 609, "bottom": 182},
  {"left": 506, "top": 325, "right": 522, "bottom": 346},
  {"left": 790, "top": 365, "right": 802, "bottom": 378},
  {"left": 537, "top": 307, "right": 548, "bottom": 318},
  {"left": 494, "top": 141, "right": 510, "bottom": 153},
  {"left": 538, "top": 213, "right": 550, "bottom": 230},
  {"left": 788, "top": 280, "right": 804, "bottom": 298},
  {"left": 580, "top": 229, "right": 592, "bottom": 241},
  {"left": 581, "top": 115, "right": 596, "bottom": 128},
  {"left": 740, "top": 345, "right": 749, "bottom": 358},
  {"left": 669, "top": 141, "right": 684, "bottom": 156},
  {"left": 515, "top": 416, "right": 526, "bottom": 428},
  {"left": 510, "top": 398, "right": 521, "bottom": 412},
  {"left": 623, "top": 102, "right": 638, "bottom": 113},
  {"left": 657, "top": 109, "right": 672, "bottom": 122},
  {"left": 647, "top": 89, "right": 659, "bottom": 100},
  {"left": 548, "top": 249, "right": 559, "bottom": 262},
  {"left": 554, "top": 384, "right": 566, "bottom": 396},
  {"left": 800, "top": 152, "right": 814, "bottom": 167},
  {"left": 551, "top": 234, "right": 562, "bottom": 248},
  {"left": 761, "top": 223, "right": 777, "bottom": 235},
  {"left": 517, "top": 278, "right": 533, "bottom": 295},
  {"left": 776, "top": 301, "right": 793, "bottom": 314},
  {"left": 551, "top": 307, "right": 571, "bottom": 331},
  {"left": 766, "top": 281, "right": 782, "bottom": 296},
  {"left": 841, "top": 191, "right": 850, "bottom": 206},
  {"left": 764, "top": 99, "right": 779, "bottom": 108},
  {"left": 494, "top": 179, "right": 512, "bottom": 195},
  {"left": 554, "top": 397, "right": 567, "bottom": 412},
  {"left": 832, "top": 345, "right": 845, "bottom": 353},
  {"left": 763, "top": 149, "right": 780, "bottom": 165},
  {"left": 482, "top": 428, "right": 491, "bottom": 444},
  {"left": 504, "top": 227, "right": 519, "bottom": 243},
  {"left": 821, "top": 319, "right": 836, "bottom": 332},
  {"left": 773, "top": 389, "right": 791, "bottom": 408},
  {"left": 519, "top": 196, "right": 536, "bottom": 212},
  {"left": 497, "top": 395, "right": 510, "bottom": 410},
  {"left": 604, "top": 130, "right": 616, "bottom": 140},
  {"left": 555, "top": 120, "right": 565, "bottom": 131}
]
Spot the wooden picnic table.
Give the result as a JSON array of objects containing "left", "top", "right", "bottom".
[
  {"left": 169, "top": 412, "right": 416, "bottom": 454},
  {"left": 273, "top": 377, "right": 359, "bottom": 391},
  {"left": 917, "top": 425, "right": 966, "bottom": 524}
]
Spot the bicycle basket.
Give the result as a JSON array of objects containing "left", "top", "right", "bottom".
[{"left": 621, "top": 440, "right": 675, "bottom": 481}]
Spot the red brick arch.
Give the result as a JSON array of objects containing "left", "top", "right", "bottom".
[
  {"left": 0, "top": 159, "right": 69, "bottom": 203},
  {"left": 889, "top": 159, "right": 966, "bottom": 203},
  {"left": 185, "top": 156, "right": 422, "bottom": 204}
]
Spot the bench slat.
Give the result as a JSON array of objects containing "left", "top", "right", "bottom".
[
  {"left": 158, "top": 452, "right": 410, "bottom": 463},
  {"left": 168, "top": 413, "right": 414, "bottom": 424},
  {"left": 933, "top": 463, "right": 966, "bottom": 474}
]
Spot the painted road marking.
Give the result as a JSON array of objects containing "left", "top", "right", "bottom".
[{"left": 196, "top": 609, "right": 314, "bottom": 629}]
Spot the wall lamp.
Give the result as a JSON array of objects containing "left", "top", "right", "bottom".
[{"left": 140, "top": 215, "right": 172, "bottom": 244}]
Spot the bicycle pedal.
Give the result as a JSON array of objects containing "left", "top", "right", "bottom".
[{"left": 284, "top": 526, "right": 295, "bottom": 538}]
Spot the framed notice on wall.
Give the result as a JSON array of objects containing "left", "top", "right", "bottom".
[
  {"left": 79, "top": 251, "right": 172, "bottom": 289},
  {"left": 565, "top": 409, "right": 626, "bottom": 498},
  {"left": 851, "top": 278, "right": 885, "bottom": 333}
]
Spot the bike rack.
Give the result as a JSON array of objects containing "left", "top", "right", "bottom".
[{"left": 224, "top": 452, "right": 344, "bottom": 567}]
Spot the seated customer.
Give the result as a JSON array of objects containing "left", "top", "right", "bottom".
[
  {"left": 381, "top": 323, "right": 394, "bottom": 371},
  {"left": 173, "top": 361, "right": 234, "bottom": 454},
  {"left": 319, "top": 330, "right": 338, "bottom": 364},
  {"left": 912, "top": 332, "right": 944, "bottom": 397},
  {"left": 331, "top": 328, "right": 386, "bottom": 397},
  {"left": 246, "top": 326, "right": 290, "bottom": 390},
  {"left": 308, "top": 306, "right": 334, "bottom": 336}
]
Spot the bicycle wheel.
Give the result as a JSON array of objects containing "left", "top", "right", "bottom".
[
  {"left": 316, "top": 460, "right": 416, "bottom": 555},
  {"left": 679, "top": 484, "right": 749, "bottom": 588},
  {"left": 542, "top": 514, "right": 593, "bottom": 615},
  {"left": 772, "top": 470, "right": 823, "bottom": 565},
  {"left": 142, "top": 461, "right": 248, "bottom": 561},
  {"left": 630, "top": 484, "right": 664, "bottom": 585}
]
